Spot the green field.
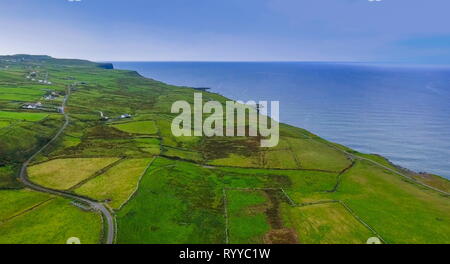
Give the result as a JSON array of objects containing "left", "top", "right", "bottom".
[
  {"left": 226, "top": 189, "right": 271, "bottom": 244},
  {"left": 282, "top": 202, "right": 375, "bottom": 244},
  {"left": 0, "top": 189, "right": 51, "bottom": 220},
  {"left": 163, "top": 146, "right": 204, "bottom": 162},
  {"left": 286, "top": 137, "right": 352, "bottom": 172},
  {"left": 75, "top": 158, "right": 153, "bottom": 209},
  {"left": 0, "top": 85, "right": 46, "bottom": 101},
  {"left": 117, "top": 158, "right": 225, "bottom": 244},
  {"left": 0, "top": 120, "right": 11, "bottom": 129},
  {"left": 0, "top": 111, "right": 48, "bottom": 122},
  {"left": 28, "top": 158, "right": 120, "bottom": 190},
  {"left": 0, "top": 196, "right": 102, "bottom": 244},
  {"left": 111, "top": 120, "right": 158, "bottom": 135},
  {"left": 331, "top": 160, "right": 450, "bottom": 244}
]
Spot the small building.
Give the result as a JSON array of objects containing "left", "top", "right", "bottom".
[
  {"left": 22, "top": 102, "right": 42, "bottom": 109},
  {"left": 23, "top": 104, "right": 36, "bottom": 109}
]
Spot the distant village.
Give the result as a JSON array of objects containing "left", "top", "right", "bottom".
[
  {"left": 25, "top": 71, "right": 52, "bottom": 85},
  {"left": 21, "top": 71, "right": 62, "bottom": 112},
  {"left": 17, "top": 68, "right": 133, "bottom": 119}
]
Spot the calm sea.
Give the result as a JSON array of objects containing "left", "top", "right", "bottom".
[{"left": 113, "top": 62, "right": 450, "bottom": 179}]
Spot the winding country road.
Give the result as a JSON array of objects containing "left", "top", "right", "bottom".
[{"left": 18, "top": 85, "right": 115, "bottom": 244}]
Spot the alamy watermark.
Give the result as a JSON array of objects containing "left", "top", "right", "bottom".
[{"left": 171, "top": 93, "right": 279, "bottom": 147}]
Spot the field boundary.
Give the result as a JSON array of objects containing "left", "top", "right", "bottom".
[
  {"left": 116, "top": 156, "right": 157, "bottom": 211},
  {"left": 223, "top": 187, "right": 386, "bottom": 244},
  {"left": 115, "top": 160, "right": 177, "bottom": 211},
  {"left": 325, "top": 160, "right": 356, "bottom": 193},
  {"left": 337, "top": 200, "right": 387, "bottom": 244},
  {"left": 68, "top": 157, "right": 126, "bottom": 191},
  {"left": 305, "top": 135, "right": 450, "bottom": 196},
  {"left": 222, "top": 188, "right": 229, "bottom": 244},
  {"left": 0, "top": 197, "right": 55, "bottom": 225},
  {"left": 200, "top": 160, "right": 340, "bottom": 173}
]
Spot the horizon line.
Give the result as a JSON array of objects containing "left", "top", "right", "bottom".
[{"left": 2, "top": 54, "right": 450, "bottom": 67}]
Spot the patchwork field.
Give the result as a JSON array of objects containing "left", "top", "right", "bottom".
[
  {"left": 28, "top": 157, "right": 120, "bottom": 190},
  {"left": 75, "top": 158, "right": 153, "bottom": 209},
  {"left": 1, "top": 55, "right": 449, "bottom": 244},
  {"left": 331, "top": 160, "right": 450, "bottom": 244}
]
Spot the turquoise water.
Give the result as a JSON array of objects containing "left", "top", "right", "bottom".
[{"left": 113, "top": 62, "right": 450, "bottom": 179}]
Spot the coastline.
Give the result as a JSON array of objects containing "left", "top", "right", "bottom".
[{"left": 110, "top": 62, "right": 450, "bottom": 194}]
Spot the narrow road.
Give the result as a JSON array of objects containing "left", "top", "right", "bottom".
[
  {"left": 314, "top": 136, "right": 450, "bottom": 196},
  {"left": 355, "top": 155, "right": 450, "bottom": 196},
  {"left": 18, "top": 85, "right": 115, "bottom": 244}
]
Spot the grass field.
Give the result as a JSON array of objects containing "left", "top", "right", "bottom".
[
  {"left": 0, "top": 93, "right": 38, "bottom": 101},
  {"left": 0, "top": 111, "right": 49, "bottom": 122},
  {"left": 0, "top": 120, "right": 10, "bottom": 129},
  {"left": 0, "top": 85, "right": 46, "bottom": 101},
  {"left": 332, "top": 160, "right": 450, "bottom": 244},
  {"left": 262, "top": 150, "right": 299, "bottom": 169},
  {"left": 0, "top": 189, "right": 51, "bottom": 221},
  {"left": 282, "top": 202, "right": 375, "bottom": 244},
  {"left": 135, "top": 138, "right": 161, "bottom": 155},
  {"left": 117, "top": 158, "right": 225, "bottom": 244},
  {"left": 0, "top": 115, "right": 63, "bottom": 182},
  {"left": 0, "top": 197, "right": 102, "bottom": 244},
  {"left": 209, "top": 153, "right": 261, "bottom": 168},
  {"left": 75, "top": 158, "right": 152, "bottom": 209},
  {"left": 28, "top": 157, "right": 120, "bottom": 190},
  {"left": 162, "top": 146, "right": 204, "bottom": 162},
  {"left": 286, "top": 137, "right": 352, "bottom": 172},
  {"left": 411, "top": 173, "right": 450, "bottom": 193},
  {"left": 227, "top": 189, "right": 270, "bottom": 244},
  {"left": 111, "top": 121, "right": 158, "bottom": 135}
]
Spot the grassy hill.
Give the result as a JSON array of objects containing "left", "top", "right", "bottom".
[{"left": 0, "top": 55, "right": 449, "bottom": 244}]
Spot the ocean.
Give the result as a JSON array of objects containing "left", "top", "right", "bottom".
[{"left": 113, "top": 61, "right": 450, "bottom": 179}]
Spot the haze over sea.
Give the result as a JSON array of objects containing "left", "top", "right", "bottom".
[{"left": 113, "top": 62, "right": 450, "bottom": 179}]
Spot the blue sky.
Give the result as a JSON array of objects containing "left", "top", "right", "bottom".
[{"left": 1, "top": 0, "right": 449, "bottom": 63}]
